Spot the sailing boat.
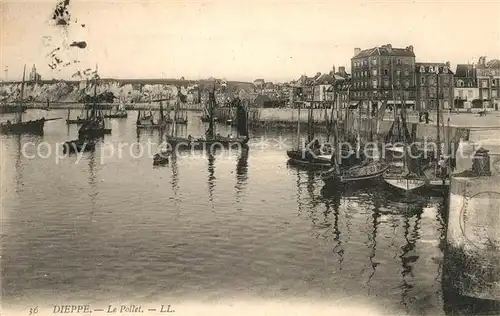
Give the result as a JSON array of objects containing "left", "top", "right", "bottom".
[
  {"left": 66, "top": 107, "right": 87, "bottom": 124},
  {"left": 0, "top": 82, "right": 27, "bottom": 114},
  {"left": 320, "top": 96, "right": 388, "bottom": 184},
  {"left": 287, "top": 85, "right": 332, "bottom": 168},
  {"left": 0, "top": 65, "right": 61, "bottom": 135},
  {"left": 165, "top": 89, "right": 188, "bottom": 124},
  {"left": 382, "top": 91, "right": 427, "bottom": 191},
  {"left": 104, "top": 97, "right": 127, "bottom": 118},
  {"left": 136, "top": 98, "right": 166, "bottom": 129},
  {"left": 166, "top": 86, "right": 249, "bottom": 149},
  {"left": 78, "top": 66, "right": 111, "bottom": 139}
]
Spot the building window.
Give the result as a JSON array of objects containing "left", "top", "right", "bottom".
[
  {"left": 384, "top": 69, "right": 388, "bottom": 75},
  {"left": 404, "top": 80, "right": 409, "bottom": 88},
  {"left": 482, "top": 80, "right": 488, "bottom": 88},
  {"left": 397, "top": 59, "right": 401, "bottom": 65},
  {"left": 420, "top": 66, "right": 425, "bottom": 73},
  {"left": 396, "top": 70, "right": 401, "bottom": 76},
  {"left": 443, "top": 66, "right": 448, "bottom": 73},
  {"left": 372, "top": 79, "right": 378, "bottom": 88},
  {"left": 421, "top": 77, "right": 425, "bottom": 85},
  {"left": 404, "top": 70, "right": 409, "bottom": 76},
  {"left": 371, "top": 59, "right": 377, "bottom": 66},
  {"left": 384, "top": 79, "right": 389, "bottom": 87},
  {"left": 363, "top": 60, "right": 367, "bottom": 66},
  {"left": 457, "top": 79, "right": 464, "bottom": 87},
  {"left": 493, "top": 90, "right": 498, "bottom": 98},
  {"left": 429, "top": 66, "right": 434, "bottom": 73},
  {"left": 429, "top": 77, "right": 435, "bottom": 85},
  {"left": 421, "top": 101, "right": 426, "bottom": 109},
  {"left": 372, "top": 69, "right": 377, "bottom": 76},
  {"left": 443, "top": 100, "right": 449, "bottom": 109}
]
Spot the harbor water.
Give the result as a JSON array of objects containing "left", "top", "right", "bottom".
[{"left": 0, "top": 109, "right": 486, "bottom": 315}]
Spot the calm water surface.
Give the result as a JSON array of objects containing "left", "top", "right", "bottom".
[{"left": 1, "top": 110, "right": 449, "bottom": 315}]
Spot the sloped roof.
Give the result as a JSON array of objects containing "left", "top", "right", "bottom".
[
  {"left": 353, "top": 45, "right": 415, "bottom": 58},
  {"left": 415, "top": 63, "right": 454, "bottom": 75},
  {"left": 455, "top": 64, "right": 475, "bottom": 77}
]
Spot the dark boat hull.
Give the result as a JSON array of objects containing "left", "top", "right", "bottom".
[
  {"left": 153, "top": 152, "right": 169, "bottom": 166},
  {"left": 0, "top": 119, "right": 45, "bottom": 135},
  {"left": 321, "top": 160, "right": 389, "bottom": 184},
  {"left": 62, "top": 139, "right": 96, "bottom": 153},
  {"left": 0, "top": 105, "right": 27, "bottom": 114},
  {"left": 165, "top": 136, "right": 249, "bottom": 150},
  {"left": 66, "top": 119, "right": 88, "bottom": 125},
  {"left": 104, "top": 113, "right": 128, "bottom": 118},
  {"left": 136, "top": 123, "right": 166, "bottom": 129},
  {"left": 286, "top": 149, "right": 332, "bottom": 168}
]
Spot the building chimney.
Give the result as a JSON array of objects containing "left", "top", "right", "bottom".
[
  {"left": 332, "top": 64, "right": 336, "bottom": 75},
  {"left": 406, "top": 45, "right": 413, "bottom": 52},
  {"left": 339, "top": 66, "right": 346, "bottom": 76},
  {"left": 445, "top": 61, "right": 451, "bottom": 68},
  {"left": 354, "top": 48, "right": 361, "bottom": 56}
]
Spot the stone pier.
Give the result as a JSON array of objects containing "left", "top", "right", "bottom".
[{"left": 444, "top": 141, "right": 500, "bottom": 309}]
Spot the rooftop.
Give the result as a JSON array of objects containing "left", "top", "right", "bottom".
[{"left": 353, "top": 44, "right": 415, "bottom": 59}]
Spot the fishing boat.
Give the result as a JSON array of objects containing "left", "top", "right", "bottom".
[
  {"left": 286, "top": 84, "right": 334, "bottom": 168},
  {"left": 382, "top": 69, "right": 451, "bottom": 193},
  {"left": 136, "top": 103, "right": 166, "bottom": 129},
  {"left": 0, "top": 66, "right": 61, "bottom": 135},
  {"left": 104, "top": 99, "right": 127, "bottom": 118},
  {"left": 166, "top": 87, "right": 249, "bottom": 150},
  {"left": 165, "top": 91, "right": 188, "bottom": 124},
  {"left": 66, "top": 108, "right": 88, "bottom": 124},
  {"left": 77, "top": 65, "right": 112, "bottom": 139}
]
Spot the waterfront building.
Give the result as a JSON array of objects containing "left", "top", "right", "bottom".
[
  {"left": 351, "top": 44, "right": 416, "bottom": 109},
  {"left": 454, "top": 63, "right": 480, "bottom": 109},
  {"left": 475, "top": 56, "right": 500, "bottom": 109},
  {"left": 415, "top": 62, "right": 454, "bottom": 111}
]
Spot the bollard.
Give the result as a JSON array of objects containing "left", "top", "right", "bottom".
[{"left": 472, "top": 147, "right": 492, "bottom": 176}]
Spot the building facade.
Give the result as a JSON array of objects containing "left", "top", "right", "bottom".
[
  {"left": 351, "top": 44, "right": 416, "bottom": 108},
  {"left": 415, "top": 62, "right": 454, "bottom": 110},
  {"left": 454, "top": 64, "right": 480, "bottom": 109},
  {"left": 475, "top": 56, "right": 500, "bottom": 109}
]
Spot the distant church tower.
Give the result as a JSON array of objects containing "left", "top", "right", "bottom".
[{"left": 29, "top": 64, "right": 41, "bottom": 83}]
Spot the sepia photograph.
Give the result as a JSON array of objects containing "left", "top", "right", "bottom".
[{"left": 1, "top": 0, "right": 499, "bottom": 315}]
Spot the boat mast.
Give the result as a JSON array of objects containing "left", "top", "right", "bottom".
[
  {"left": 16, "top": 65, "right": 26, "bottom": 123},
  {"left": 296, "top": 87, "right": 301, "bottom": 149},
  {"left": 436, "top": 66, "right": 441, "bottom": 159},
  {"left": 326, "top": 87, "right": 337, "bottom": 143},
  {"left": 308, "top": 83, "right": 314, "bottom": 144}
]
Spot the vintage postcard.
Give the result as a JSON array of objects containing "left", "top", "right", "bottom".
[{"left": 1, "top": 0, "right": 499, "bottom": 315}]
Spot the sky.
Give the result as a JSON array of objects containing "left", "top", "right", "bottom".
[{"left": 1, "top": 0, "right": 500, "bottom": 82}]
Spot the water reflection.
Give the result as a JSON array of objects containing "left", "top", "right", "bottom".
[
  {"left": 88, "top": 150, "right": 98, "bottom": 209},
  {"left": 14, "top": 134, "right": 24, "bottom": 195},
  {"left": 207, "top": 152, "right": 216, "bottom": 204},
  {"left": 170, "top": 153, "right": 179, "bottom": 198},
  {"left": 365, "top": 195, "right": 381, "bottom": 290},
  {"left": 399, "top": 204, "right": 423, "bottom": 311},
  {"left": 234, "top": 148, "right": 249, "bottom": 203}
]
